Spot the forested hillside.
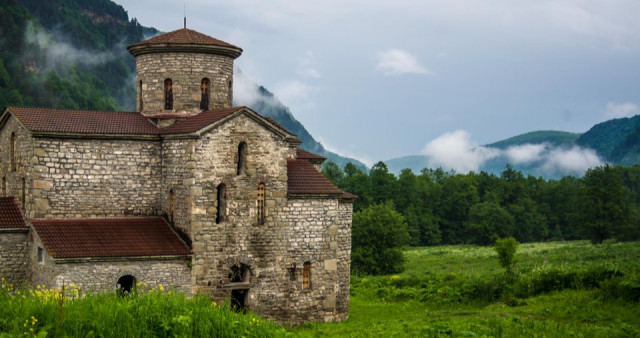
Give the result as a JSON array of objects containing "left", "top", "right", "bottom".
[
  {"left": 323, "top": 161, "right": 640, "bottom": 246},
  {"left": 0, "top": 0, "right": 365, "bottom": 170}
]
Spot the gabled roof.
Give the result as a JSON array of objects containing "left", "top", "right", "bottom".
[
  {"left": 0, "top": 197, "right": 27, "bottom": 229},
  {"left": 296, "top": 149, "right": 326, "bottom": 163},
  {"left": 287, "top": 159, "right": 343, "bottom": 196},
  {"left": 3, "top": 106, "right": 296, "bottom": 141},
  {"left": 31, "top": 218, "right": 191, "bottom": 259},
  {"left": 160, "top": 107, "right": 242, "bottom": 135},
  {"left": 7, "top": 107, "right": 158, "bottom": 136}
]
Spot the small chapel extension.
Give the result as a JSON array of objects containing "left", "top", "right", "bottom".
[{"left": 0, "top": 28, "right": 354, "bottom": 324}]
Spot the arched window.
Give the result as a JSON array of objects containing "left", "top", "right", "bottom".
[
  {"left": 21, "top": 177, "right": 25, "bottom": 212},
  {"left": 237, "top": 142, "right": 247, "bottom": 175},
  {"left": 11, "top": 132, "right": 16, "bottom": 171},
  {"left": 169, "top": 189, "right": 175, "bottom": 223},
  {"left": 164, "top": 78, "right": 173, "bottom": 110},
  {"left": 138, "top": 80, "right": 143, "bottom": 111},
  {"left": 200, "top": 78, "right": 210, "bottom": 110},
  {"left": 228, "top": 80, "right": 233, "bottom": 106},
  {"left": 303, "top": 262, "right": 311, "bottom": 290},
  {"left": 257, "top": 183, "right": 265, "bottom": 225},
  {"left": 117, "top": 275, "right": 136, "bottom": 295},
  {"left": 216, "top": 183, "right": 226, "bottom": 224}
]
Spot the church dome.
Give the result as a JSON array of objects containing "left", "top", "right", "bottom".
[{"left": 127, "top": 28, "right": 242, "bottom": 59}]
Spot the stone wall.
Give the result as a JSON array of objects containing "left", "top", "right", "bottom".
[
  {"left": 278, "top": 198, "right": 353, "bottom": 324},
  {"left": 136, "top": 52, "right": 234, "bottom": 114},
  {"left": 0, "top": 230, "right": 29, "bottom": 284},
  {"left": 0, "top": 116, "right": 34, "bottom": 212},
  {"left": 186, "top": 114, "right": 297, "bottom": 320},
  {"left": 30, "top": 138, "right": 162, "bottom": 219},
  {"left": 29, "top": 232, "right": 191, "bottom": 293}
]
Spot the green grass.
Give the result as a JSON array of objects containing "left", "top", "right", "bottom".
[
  {"left": 2, "top": 241, "right": 639, "bottom": 337},
  {"left": 290, "top": 241, "right": 640, "bottom": 337}
]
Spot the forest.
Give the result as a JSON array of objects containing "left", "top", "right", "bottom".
[{"left": 323, "top": 161, "right": 640, "bottom": 248}]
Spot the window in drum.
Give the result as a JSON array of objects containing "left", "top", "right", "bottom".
[
  {"left": 169, "top": 189, "right": 175, "bottom": 223},
  {"left": 138, "top": 80, "right": 143, "bottom": 111},
  {"left": 164, "top": 78, "right": 173, "bottom": 110},
  {"left": 200, "top": 78, "right": 210, "bottom": 110}
]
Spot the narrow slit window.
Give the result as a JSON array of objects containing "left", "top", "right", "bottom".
[
  {"left": 11, "top": 132, "right": 16, "bottom": 171},
  {"left": 37, "top": 247, "right": 44, "bottom": 263},
  {"left": 257, "top": 183, "right": 265, "bottom": 225},
  {"left": 216, "top": 183, "right": 226, "bottom": 224},
  {"left": 138, "top": 80, "right": 143, "bottom": 111},
  {"left": 164, "top": 78, "right": 173, "bottom": 110},
  {"left": 21, "top": 177, "right": 25, "bottom": 212},
  {"left": 303, "top": 262, "right": 311, "bottom": 289},
  {"left": 169, "top": 189, "right": 175, "bottom": 223},
  {"left": 237, "top": 142, "right": 247, "bottom": 175},
  {"left": 228, "top": 80, "right": 233, "bottom": 106},
  {"left": 1, "top": 176, "right": 5, "bottom": 196},
  {"left": 200, "top": 78, "right": 210, "bottom": 110}
]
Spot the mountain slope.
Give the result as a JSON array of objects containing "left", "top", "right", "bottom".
[
  {"left": 234, "top": 80, "right": 367, "bottom": 171},
  {"left": 0, "top": 0, "right": 366, "bottom": 171},
  {"left": 487, "top": 131, "right": 581, "bottom": 149},
  {"left": 576, "top": 115, "right": 640, "bottom": 160}
]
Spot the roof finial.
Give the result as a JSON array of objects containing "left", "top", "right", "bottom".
[{"left": 183, "top": 3, "right": 186, "bottom": 28}]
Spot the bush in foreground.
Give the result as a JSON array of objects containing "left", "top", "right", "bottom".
[{"left": 0, "top": 279, "right": 285, "bottom": 337}]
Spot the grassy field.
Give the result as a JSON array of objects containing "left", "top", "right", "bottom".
[
  {"left": 290, "top": 241, "right": 640, "bottom": 337},
  {"left": 1, "top": 241, "right": 638, "bottom": 337}
]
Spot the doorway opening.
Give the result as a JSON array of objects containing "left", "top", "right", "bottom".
[{"left": 117, "top": 275, "right": 136, "bottom": 295}]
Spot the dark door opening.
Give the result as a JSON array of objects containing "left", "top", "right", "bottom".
[
  {"left": 230, "top": 289, "right": 248, "bottom": 311},
  {"left": 117, "top": 275, "right": 136, "bottom": 295}
]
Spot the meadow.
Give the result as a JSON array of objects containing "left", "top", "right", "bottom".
[
  {"left": 291, "top": 241, "right": 640, "bottom": 337},
  {"left": 1, "top": 241, "right": 639, "bottom": 337}
]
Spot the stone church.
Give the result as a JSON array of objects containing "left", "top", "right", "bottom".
[{"left": 0, "top": 28, "right": 354, "bottom": 324}]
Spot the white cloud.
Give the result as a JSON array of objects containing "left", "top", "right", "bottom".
[
  {"left": 376, "top": 49, "right": 430, "bottom": 76},
  {"left": 505, "top": 143, "right": 546, "bottom": 164},
  {"left": 541, "top": 146, "right": 603, "bottom": 175},
  {"left": 233, "top": 68, "right": 265, "bottom": 106},
  {"left": 422, "top": 130, "right": 499, "bottom": 173},
  {"left": 298, "top": 50, "right": 322, "bottom": 79},
  {"left": 273, "top": 80, "right": 318, "bottom": 115},
  {"left": 605, "top": 101, "right": 639, "bottom": 119}
]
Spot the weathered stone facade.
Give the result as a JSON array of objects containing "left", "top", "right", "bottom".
[
  {"left": 0, "top": 230, "right": 29, "bottom": 284},
  {"left": 0, "top": 27, "right": 353, "bottom": 325}
]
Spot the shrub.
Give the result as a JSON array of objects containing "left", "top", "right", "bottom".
[{"left": 494, "top": 237, "right": 519, "bottom": 273}]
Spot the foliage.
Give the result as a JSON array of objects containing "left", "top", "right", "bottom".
[
  {"left": 291, "top": 241, "right": 640, "bottom": 337},
  {"left": 351, "top": 202, "right": 410, "bottom": 275},
  {"left": 326, "top": 160, "right": 640, "bottom": 247},
  {"left": 0, "top": 279, "right": 285, "bottom": 337},
  {"left": 494, "top": 237, "right": 519, "bottom": 273}
]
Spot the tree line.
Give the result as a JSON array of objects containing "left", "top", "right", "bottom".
[{"left": 323, "top": 161, "right": 640, "bottom": 247}]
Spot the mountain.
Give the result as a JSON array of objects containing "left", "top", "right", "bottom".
[
  {"left": 576, "top": 115, "right": 640, "bottom": 165},
  {"left": 233, "top": 81, "right": 367, "bottom": 171},
  {"left": 487, "top": 131, "right": 581, "bottom": 149},
  {"left": 385, "top": 117, "right": 640, "bottom": 178},
  {"left": 0, "top": 0, "right": 365, "bottom": 171}
]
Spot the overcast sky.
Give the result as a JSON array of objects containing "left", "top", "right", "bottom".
[{"left": 115, "top": 0, "right": 640, "bottom": 166}]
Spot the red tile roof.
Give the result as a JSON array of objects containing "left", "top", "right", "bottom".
[
  {"left": 9, "top": 107, "right": 158, "bottom": 135},
  {"left": 160, "top": 107, "right": 242, "bottom": 134},
  {"left": 31, "top": 218, "right": 191, "bottom": 259},
  {"left": 0, "top": 197, "right": 27, "bottom": 229},
  {"left": 130, "top": 28, "right": 240, "bottom": 49},
  {"left": 296, "top": 149, "right": 326, "bottom": 162},
  {"left": 287, "top": 159, "right": 344, "bottom": 196}
]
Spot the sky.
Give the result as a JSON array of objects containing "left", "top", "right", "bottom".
[{"left": 115, "top": 0, "right": 640, "bottom": 168}]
